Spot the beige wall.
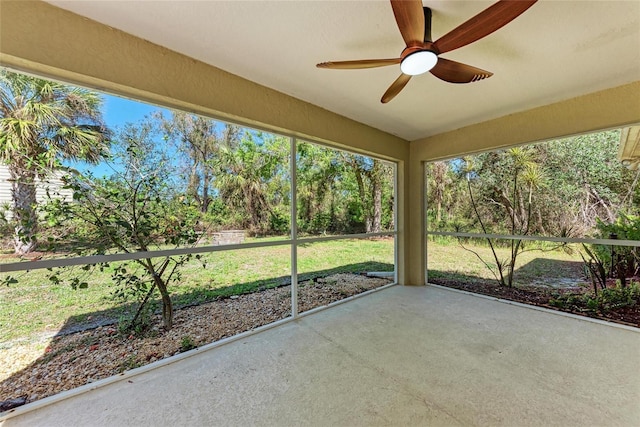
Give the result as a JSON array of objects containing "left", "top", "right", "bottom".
[
  {"left": 0, "top": 1, "right": 409, "bottom": 158},
  {"left": 0, "top": 0, "right": 412, "bottom": 283},
  {"left": 2, "top": 1, "right": 639, "bottom": 286},
  {"left": 407, "top": 82, "right": 640, "bottom": 286}
]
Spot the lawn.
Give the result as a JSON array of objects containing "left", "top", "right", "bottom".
[
  {"left": 1, "top": 236, "right": 588, "bottom": 345},
  {"left": 2, "top": 236, "right": 636, "bottom": 404},
  {"left": 427, "top": 237, "right": 586, "bottom": 287},
  {"left": 0, "top": 237, "right": 395, "bottom": 344},
  {"left": 426, "top": 237, "right": 640, "bottom": 328}
]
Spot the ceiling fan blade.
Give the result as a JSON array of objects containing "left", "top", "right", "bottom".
[
  {"left": 433, "top": 0, "right": 538, "bottom": 54},
  {"left": 317, "top": 58, "right": 401, "bottom": 70},
  {"left": 430, "top": 58, "right": 493, "bottom": 83},
  {"left": 390, "top": 0, "right": 425, "bottom": 46},
  {"left": 381, "top": 74, "right": 412, "bottom": 103}
]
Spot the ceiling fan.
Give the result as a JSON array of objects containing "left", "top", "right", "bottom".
[{"left": 317, "top": 0, "right": 538, "bottom": 103}]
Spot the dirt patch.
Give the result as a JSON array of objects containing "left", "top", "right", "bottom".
[
  {"left": 430, "top": 278, "right": 640, "bottom": 327},
  {"left": 0, "top": 273, "right": 391, "bottom": 409}
]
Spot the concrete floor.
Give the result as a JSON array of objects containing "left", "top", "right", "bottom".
[{"left": 2, "top": 285, "right": 639, "bottom": 426}]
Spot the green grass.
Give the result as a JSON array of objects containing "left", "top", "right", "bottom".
[
  {"left": 0, "top": 238, "right": 394, "bottom": 343},
  {"left": 1, "top": 237, "right": 587, "bottom": 344},
  {"left": 427, "top": 237, "right": 585, "bottom": 286}
]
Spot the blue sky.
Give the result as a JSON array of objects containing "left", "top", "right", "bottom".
[
  {"left": 71, "top": 94, "right": 169, "bottom": 176},
  {"left": 102, "top": 94, "right": 164, "bottom": 128},
  {"left": 71, "top": 92, "right": 268, "bottom": 177}
]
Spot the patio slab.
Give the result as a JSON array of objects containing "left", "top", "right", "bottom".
[{"left": 2, "top": 285, "right": 639, "bottom": 426}]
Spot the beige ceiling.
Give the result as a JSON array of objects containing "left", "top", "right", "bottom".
[{"left": 46, "top": 0, "right": 640, "bottom": 142}]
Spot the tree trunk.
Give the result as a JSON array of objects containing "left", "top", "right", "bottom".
[
  {"left": 187, "top": 160, "right": 201, "bottom": 205},
  {"left": 352, "top": 166, "right": 369, "bottom": 232},
  {"left": 202, "top": 170, "right": 211, "bottom": 213},
  {"left": 587, "top": 184, "right": 615, "bottom": 222},
  {"left": 302, "top": 196, "right": 311, "bottom": 225},
  {"left": 432, "top": 161, "right": 447, "bottom": 225},
  {"left": 10, "top": 168, "right": 38, "bottom": 255},
  {"left": 371, "top": 175, "right": 382, "bottom": 233},
  {"left": 153, "top": 273, "right": 173, "bottom": 330},
  {"left": 388, "top": 195, "right": 395, "bottom": 230}
]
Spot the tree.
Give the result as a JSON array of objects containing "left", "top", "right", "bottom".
[
  {"left": 215, "top": 132, "right": 289, "bottom": 234},
  {"left": 295, "top": 143, "right": 394, "bottom": 235},
  {"left": 48, "top": 136, "right": 200, "bottom": 331},
  {"left": 462, "top": 148, "right": 546, "bottom": 287},
  {"left": 115, "top": 118, "right": 173, "bottom": 182},
  {"left": 160, "top": 112, "right": 240, "bottom": 213},
  {"left": 296, "top": 143, "right": 343, "bottom": 233},
  {"left": 0, "top": 70, "right": 109, "bottom": 254},
  {"left": 344, "top": 154, "right": 392, "bottom": 233},
  {"left": 426, "top": 161, "right": 451, "bottom": 226},
  {"left": 542, "top": 130, "right": 637, "bottom": 230}
]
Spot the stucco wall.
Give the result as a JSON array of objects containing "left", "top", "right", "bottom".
[
  {"left": 0, "top": 0, "right": 411, "bottom": 282},
  {"left": 0, "top": 1, "right": 409, "bottom": 159},
  {"left": 2, "top": 1, "right": 639, "bottom": 286}
]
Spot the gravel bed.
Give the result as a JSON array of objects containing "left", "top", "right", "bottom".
[{"left": 0, "top": 273, "right": 391, "bottom": 409}]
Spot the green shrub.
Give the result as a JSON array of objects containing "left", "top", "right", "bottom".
[
  {"left": 587, "top": 214, "right": 639, "bottom": 287},
  {"left": 180, "top": 335, "right": 197, "bottom": 352},
  {"left": 551, "top": 281, "right": 639, "bottom": 314}
]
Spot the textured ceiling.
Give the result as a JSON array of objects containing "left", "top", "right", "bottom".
[{"left": 46, "top": 1, "right": 640, "bottom": 141}]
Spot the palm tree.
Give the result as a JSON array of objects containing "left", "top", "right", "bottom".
[
  {"left": 0, "top": 70, "right": 110, "bottom": 254},
  {"left": 215, "top": 134, "right": 287, "bottom": 234}
]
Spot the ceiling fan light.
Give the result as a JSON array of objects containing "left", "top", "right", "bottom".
[{"left": 400, "top": 50, "right": 438, "bottom": 76}]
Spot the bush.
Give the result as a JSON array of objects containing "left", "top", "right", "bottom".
[
  {"left": 550, "top": 281, "right": 639, "bottom": 313},
  {"left": 269, "top": 206, "right": 290, "bottom": 235},
  {"left": 588, "top": 282, "right": 640, "bottom": 311},
  {"left": 180, "top": 335, "right": 197, "bottom": 352},
  {"left": 588, "top": 214, "right": 640, "bottom": 286}
]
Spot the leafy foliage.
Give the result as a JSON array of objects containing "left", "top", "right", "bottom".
[
  {"left": 550, "top": 281, "right": 640, "bottom": 314},
  {"left": 427, "top": 131, "right": 639, "bottom": 238},
  {"left": 44, "top": 135, "right": 203, "bottom": 331},
  {"left": 458, "top": 148, "right": 546, "bottom": 287},
  {"left": 179, "top": 335, "right": 197, "bottom": 352},
  {"left": 426, "top": 130, "right": 639, "bottom": 289},
  {"left": 586, "top": 214, "right": 640, "bottom": 287},
  {"left": 9, "top": 103, "right": 395, "bottom": 332},
  {"left": 0, "top": 70, "right": 110, "bottom": 254},
  {"left": 296, "top": 142, "right": 394, "bottom": 235}
]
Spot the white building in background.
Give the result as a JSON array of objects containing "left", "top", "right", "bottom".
[{"left": 0, "top": 164, "right": 73, "bottom": 220}]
